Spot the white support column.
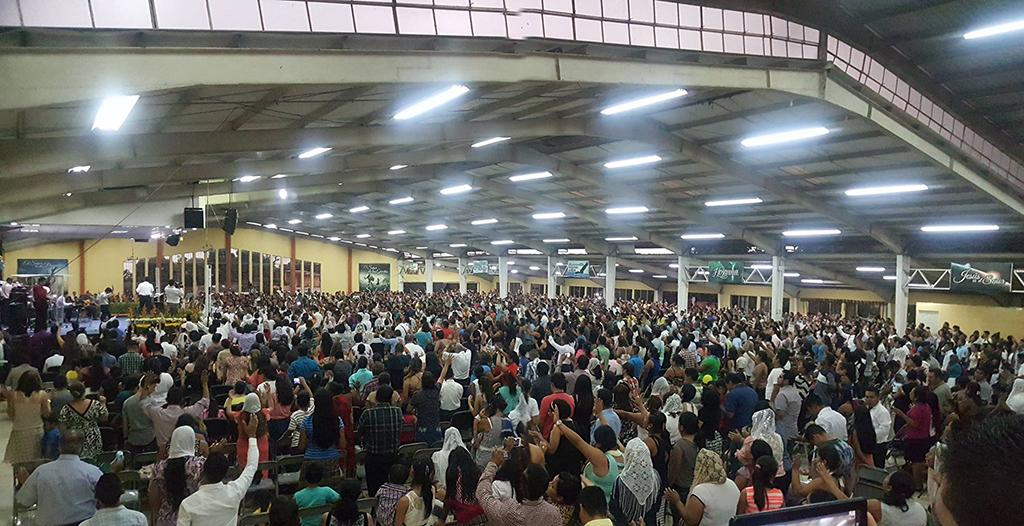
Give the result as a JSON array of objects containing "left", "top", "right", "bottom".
[
  {"left": 498, "top": 256, "right": 509, "bottom": 298},
  {"left": 895, "top": 254, "right": 910, "bottom": 334},
  {"left": 771, "top": 255, "right": 784, "bottom": 321},
  {"left": 605, "top": 255, "right": 616, "bottom": 308},
  {"left": 546, "top": 256, "right": 557, "bottom": 299},
  {"left": 203, "top": 264, "right": 211, "bottom": 323},
  {"left": 425, "top": 257, "right": 434, "bottom": 294},
  {"left": 676, "top": 256, "right": 690, "bottom": 312},
  {"left": 653, "top": 288, "right": 663, "bottom": 302},
  {"left": 458, "top": 257, "right": 468, "bottom": 294}
]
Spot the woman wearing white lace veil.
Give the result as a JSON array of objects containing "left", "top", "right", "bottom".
[
  {"left": 610, "top": 437, "right": 661, "bottom": 525},
  {"left": 432, "top": 427, "right": 467, "bottom": 490},
  {"left": 1006, "top": 378, "right": 1024, "bottom": 414}
]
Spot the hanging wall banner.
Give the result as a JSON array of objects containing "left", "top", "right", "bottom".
[
  {"left": 563, "top": 260, "right": 591, "bottom": 278},
  {"left": 471, "top": 260, "right": 490, "bottom": 274},
  {"left": 949, "top": 262, "right": 1013, "bottom": 294},
  {"left": 16, "top": 258, "right": 69, "bottom": 276},
  {"left": 708, "top": 260, "right": 744, "bottom": 283},
  {"left": 358, "top": 263, "right": 391, "bottom": 291}
]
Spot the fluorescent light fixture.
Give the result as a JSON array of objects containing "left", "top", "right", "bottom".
[
  {"left": 298, "top": 147, "right": 332, "bottom": 159},
  {"left": 356, "top": 233, "right": 371, "bottom": 238},
  {"left": 471, "top": 136, "right": 510, "bottom": 148},
  {"left": 393, "top": 84, "right": 470, "bottom": 120},
  {"left": 653, "top": 274, "right": 668, "bottom": 279},
  {"left": 271, "top": 174, "right": 289, "bottom": 179},
  {"left": 68, "top": 165, "right": 91, "bottom": 174},
  {"left": 311, "top": 234, "right": 324, "bottom": 238},
  {"left": 668, "top": 264, "right": 679, "bottom": 268},
  {"left": 783, "top": 228, "right": 841, "bottom": 237},
  {"left": 705, "top": 197, "right": 763, "bottom": 207},
  {"left": 315, "top": 213, "right": 333, "bottom": 220},
  {"left": 857, "top": 266, "right": 886, "bottom": 273},
  {"left": 511, "top": 269, "right": 519, "bottom": 274},
  {"left": 543, "top": 238, "right": 570, "bottom": 243},
  {"left": 349, "top": 206, "right": 370, "bottom": 213},
  {"left": 150, "top": 232, "right": 162, "bottom": 239},
  {"left": 920, "top": 224, "right": 999, "bottom": 233},
  {"left": 440, "top": 184, "right": 473, "bottom": 195},
  {"left": 783, "top": 272, "right": 800, "bottom": 277},
  {"left": 21, "top": 229, "right": 39, "bottom": 233},
  {"left": 388, "top": 230, "right": 406, "bottom": 235},
  {"left": 507, "top": 261, "right": 516, "bottom": 265},
  {"left": 634, "top": 248, "right": 673, "bottom": 255},
  {"left": 750, "top": 264, "right": 773, "bottom": 270},
  {"left": 601, "top": 89, "right": 688, "bottom": 115},
  {"left": 425, "top": 224, "right": 448, "bottom": 231},
  {"left": 604, "top": 155, "right": 661, "bottom": 169},
  {"left": 92, "top": 95, "right": 140, "bottom": 131},
  {"left": 287, "top": 219, "right": 302, "bottom": 225},
  {"left": 883, "top": 275, "right": 896, "bottom": 280},
  {"left": 471, "top": 218, "right": 498, "bottom": 226},
  {"left": 295, "top": 231, "right": 309, "bottom": 236},
  {"left": 389, "top": 165, "right": 408, "bottom": 171},
  {"left": 327, "top": 236, "right": 341, "bottom": 241},
  {"left": 529, "top": 266, "right": 541, "bottom": 271},
  {"left": 111, "top": 230, "right": 128, "bottom": 234},
  {"left": 628, "top": 269, "right": 644, "bottom": 273},
  {"left": 389, "top": 196, "right": 415, "bottom": 205},
  {"left": 450, "top": 243, "right": 467, "bottom": 248},
  {"left": 556, "top": 262, "right": 565, "bottom": 266},
  {"left": 532, "top": 212, "right": 565, "bottom": 220},
  {"left": 416, "top": 246, "right": 428, "bottom": 249},
  {"left": 680, "top": 233, "right": 725, "bottom": 240},
  {"left": 279, "top": 228, "right": 294, "bottom": 233},
  {"left": 845, "top": 184, "right": 928, "bottom": 197},
  {"left": 964, "top": 19, "right": 1024, "bottom": 39},
  {"left": 278, "top": 189, "right": 289, "bottom": 200},
  {"left": 491, "top": 240, "right": 515, "bottom": 245},
  {"left": 235, "top": 175, "right": 261, "bottom": 183},
  {"left": 606, "top": 236, "right": 639, "bottom": 242},
  {"left": 605, "top": 206, "right": 649, "bottom": 215},
  {"left": 508, "top": 171, "right": 552, "bottom": 182},
  {"left": 801, "top": 279, "right": 824, "bottom": 284},
  {"left": 64, "top": 192, "right": 73, "bottom": 197},
  {"left": 264, "top": 223, "right": 278, "bottom": 230},
  {"left": 741, "top": 126, "right": 830, "bottom": 148}
]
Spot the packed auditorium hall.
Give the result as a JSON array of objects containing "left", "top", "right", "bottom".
[{"left": 2, "top": 1, "right": 1024, "bottom": 525}]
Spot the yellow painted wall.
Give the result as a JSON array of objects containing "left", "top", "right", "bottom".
[
  {"left": 349, "top": 248, "right": 399, "bottom": 293},
  {"left": 402, "top": 267, "right": 494, "bottom": 291},
  {"left": 5, "top": 240, "right": 83, "bottom": 292},
  {"left": 915, "top": 302, "right": 1024, "bottom": 338}
]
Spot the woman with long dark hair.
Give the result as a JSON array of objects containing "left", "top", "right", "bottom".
[
  {"left": 5, "top": 370, "right": 49, "bottom": 463},
  {"left": 850, "top": 401, "right": 878, "bottom": 468},
  {"left": 395, "top": 458, "right": 434, "bottom": 526},
  {"left": 573, "top": 374, "right": 595, "bottom": 435},
  {"left": 300, "top": 388, "right": 345, "bottom": 476},
  {"left": 444, "top": 448, "right": 485, "bottom": 525},
  {"left": 698, "top": 385, "right": 725, "bottom": 459},
  {"left": 738, "top": 455, "right": 784, "bottom": 514},
  {"left": 149, "top": 425, "right": 205, "bottom": 526}
]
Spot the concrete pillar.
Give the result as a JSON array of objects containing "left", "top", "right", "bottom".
[
  {"left": 458, "top": 257, "right": 468, "bottom": 294},
  {"left": 605, "top": 255, "right": 616, "bottom": 308},
  {"left": 546, "top": 256, "right": 557, "bottom": 299},
  {"left": 771, "top": 255, "right": 784, "bottom": 321},
  {"left": 718, "top": 290, "right": 727, "bottom": 308},
  {"left": 895, "top": 254, "right": 910, "bottom": 334},
  {"left": 676, "top": 256, "right": 690, "bottom": 312},
  {"left": 425, "top": 257, "right": 434, "bottom": 294},
  {"left": 498, "top": 256, "right": 509, "bottom": 298},
  {"left": 654, "top": 288, "right": 663, "bottom": 302}
]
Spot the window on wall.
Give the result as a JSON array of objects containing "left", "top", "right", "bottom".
[
  {"left": 586, "top": 287, "right": 602, "bottom": 298},
  {"left": 731, "top": 295, "right": 759, "bottom": 310},
  {"left": 569, "top": 286, "right": 586, "bottom": 297},
  {"left": 123, "top": 260, "right": 136, "bottom": 296},
  {"left": 303, "top": 261, "right": 313, "bottom": 290},
  {"left": 634, "top": 290, "right": 654, "bottom": 302},
  {"left": 468, "top": 282, "right": 478, "bottom": 292},
  {"left": 183, "top": 253, "right": 195, "bottom": 293},
  {"left": 530, "top": 284, "right": 546, "bottom": 295},
  {"left": 615, "top": 288, "right": 632, "bottom": 300},
  {"left": 313, "top": 263, "right": 321, "bottom": 291},
  {"left": 807, "top": 299, "right": 843, "bottom": 315},
  {"left": 405, "top": 283, "right": 427, "bottom": 293},
  {"left": 240, "top": 250, "right": 251, "bottom": 291},
  {"left": 282, "top": 258, "right": 292, "bottom": 289},
  {"left": 692, "top": 293, "right": 719, "bottom": 307},
  {"left": 261, "top": 254, "right": 272, "bottom": 293},
  {"left": 509, "top": 282, "right": 523, "bottom": 294}
]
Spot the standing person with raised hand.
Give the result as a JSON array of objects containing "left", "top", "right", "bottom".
[
  {"left": 664, "top": 449, "right": 740, "bottom": 526},
  {"left": 176, "top": 412, "right": 261, "bottom": 525},
  {"left": 551, "top": 402, "right": 620, "bottom": 503},
  {"left": 149, "top": 425, "right": 206, "bottom": 526}
]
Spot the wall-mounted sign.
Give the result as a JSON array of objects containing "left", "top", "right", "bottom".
[
  {"left": 708, "top": 260, "right": 744, "bottom": 283},
  {"left": 358, "top": 263, "right": 391, "bottom": 291},
  {"left": 563, "top": 260, "right": 590, "bottom": 278},
  {"left": 950, "top": 262, "right": 1012, "bottom": 294},
  {"left": 471, "top": 260, "right": 491, "bottom": 274}
]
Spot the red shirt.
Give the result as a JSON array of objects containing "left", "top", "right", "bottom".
[
  {"left": 539, "top": 392, "right": 575, "bottom": 438},
  {"left": 902, "top": 403, "right": 933, "bottom": 440}
]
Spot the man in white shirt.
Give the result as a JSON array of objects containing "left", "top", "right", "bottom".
[
  {"left": 442, "top": 342, "right": 472, "bottom": 386},
  {"left": 807, "top": 393, "right": 848, "bottom": 441},
  {"left": 404, "top": 339, "right": 425, "bottom": 362},
  {"left": 547, "top": 333, "right": 575, "bottom": 360},
  {"left": 865, "top": 387, "right": 893, "bottom": 468},
  {"left": 439, "top": 364, "right": 463, "bottom": 421},
  {"left": 164, "top": 281, "right": 184, "bottom": 314},
  {"left": 177, "top": 420, "right": 259, "bottom": 526},
  {"left": 765, "top": 353, "right": 786, "bottom": 400},
  {"left": 135, "top": 277, "right": 155, "bottom": 312}
]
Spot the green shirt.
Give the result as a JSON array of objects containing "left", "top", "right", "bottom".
[
  {"left": 294, "top": 486, "right": 340, "bottom": 526},
  {"left": 701, "top": 355, "right": 721, "bottom": 381},
  {"left": 596, "top": 345, "right": 610, "bottom": 367}
]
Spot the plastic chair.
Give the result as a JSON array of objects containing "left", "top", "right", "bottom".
[
  {"left": 99, "top": 426, "right": 121, "bottom": 451},
  {"left": 397, "top": 442, "right": 427, "bottom": 465},
  {"left": 131, "top": 451, "right": 158, "bottom": 470},
  {"left": 276, "top": 454, "right": 306, "bottom": 491},
  {"left": 413, "top": 447, "right": 441, "bottom": 466},
  {"left": 204, "top": 418, "right": 235, "bottom": 442}
]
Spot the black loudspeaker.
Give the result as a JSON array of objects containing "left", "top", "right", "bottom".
[
  {"left": 8, "top": 302, "right": 27, "bottom": 335},
  {"left": 183, "top": 207, "right": 205, "bottom": 229},
  {"left": 222, "top": 209, "right": 237, "bottom": 235},
  {"left": 166, "top": 234, "right": 181, "bottom": 246}
]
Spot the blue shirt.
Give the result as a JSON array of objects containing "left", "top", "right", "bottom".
[
  {"left": 591, "top": 408, "right": 622, "bottom": 441},
  {"left": 724, "top": 385, "right": 758, "bottom": 430},
  {"left": 302, "top": 416, "right": 344, "bottom": 462},
  {"left": 289, "top": 357, "right": 322, "bottom": 382},
  {"left": 16, "top": 454, "right": 102, "bottom": 526},
  {"left": 294, "top": 486, "right": 340, "bottom": 526},
  {"left": 349, "top": 368, "right": 373, "bottom": 389}
]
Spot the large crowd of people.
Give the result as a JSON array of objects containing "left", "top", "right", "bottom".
[{"left": 2, "top": 288, "right": 1024, "bottom": 526}]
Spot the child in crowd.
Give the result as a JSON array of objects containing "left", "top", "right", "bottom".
[
  {"left": 288, "top": 391, "right": 314, "bottom": 450},
  {"left": 374, "top": 463, "right": 410, "bottom": 526},
  {"left": 293, "top": 463, "right": 339, "bottom": 526},
  {"left": 327, "top": 479, "right": 365, "bottom": 526},
  {"left": 41, "top": 415, "right": 61, "bottom": 460}
]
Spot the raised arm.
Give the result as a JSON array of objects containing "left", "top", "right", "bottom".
[
  {"left": 226, "top": 419, "right": 261, "bottom": 499},
  {"left": 554, "top": 418, "right": 609, "bottom": 476}
]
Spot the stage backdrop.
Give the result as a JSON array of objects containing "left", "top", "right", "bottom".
[{"left": 359, "top": 263, "right": 391, "bottom": 291}]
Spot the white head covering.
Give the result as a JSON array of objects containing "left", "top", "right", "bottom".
[
  {"left": 747, "top": 408, "right": 784, "bottom": 464},
  {"left": 242, "top": 392, "right": 262, "bottom": 414},
  {"left": 651, "top": 377, "right": 671, "bottom": 398},
  {"left": 168, "top": 426, "right": 196, "bottom": 459},
  {"left": 76, "top": 333, "right": 89, "bottom": 346},
  {"left": 1007, "top": 378, "right": 1024, "bottom": 414},
  {"left": 432, "top": 427, "right": 467, "bottom": 488},
  {"left": 662, "top": 394, "right": 683, "bottom": 415},
  {"left": 620, "top": 438, "right": 658, "bottom": 505}
]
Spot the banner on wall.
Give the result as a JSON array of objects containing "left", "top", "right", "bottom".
[
  {"left": 16, "top": 258, "right": 69, "bottom": 276},
  {"left": 358, "top": 263, "right": 391, "bottom": 291},
  {"left": 471, "top": 260, "right": 490, "bottom": 274},
  {"left": 949, "top": 262, "right": 1013, "bottom": 294},
  {"left": 563, "top": 260, "right": 590, "bottom": 278},
  {"left": 399, "top": 260, "right": 423, "bottom": 275},
  {"left": 708, "top": 260, "right": 744, "bottom": 283}
]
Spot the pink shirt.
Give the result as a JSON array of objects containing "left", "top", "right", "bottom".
[{"left": 902, "top": 403, "right": 932, "bottom": 440}]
